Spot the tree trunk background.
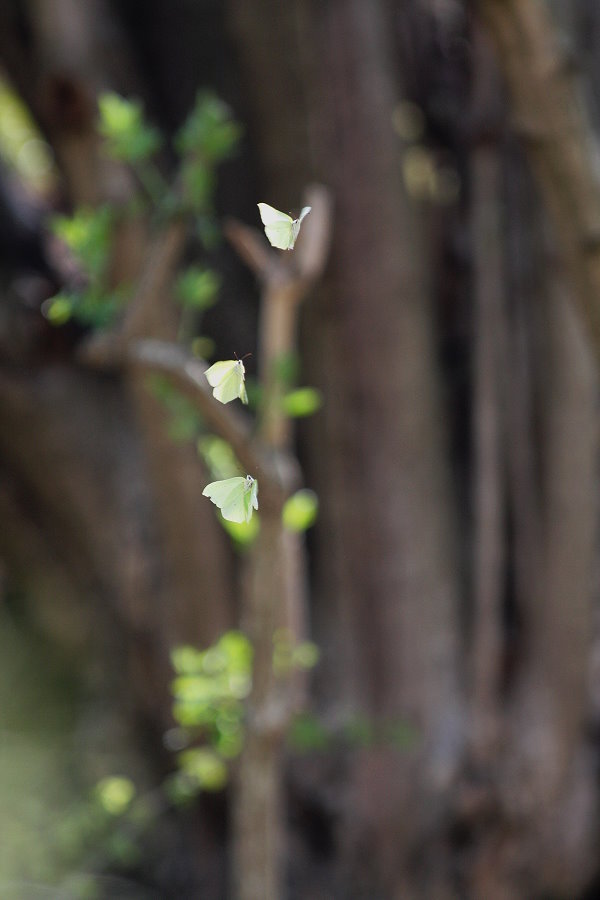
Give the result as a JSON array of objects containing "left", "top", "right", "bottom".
[{"left": 1, "top": 0, "right": 600, "bottom": 898}]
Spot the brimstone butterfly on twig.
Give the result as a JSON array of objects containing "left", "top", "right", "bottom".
[
  {"left": 202, "top": 475, "right": 259, "bottom": 523},
  {"left": 205, "top": 358, "right": 248, "bottom": 404},
  {"left": 257, "top": 203, "right": 311, "bottom": 250}
]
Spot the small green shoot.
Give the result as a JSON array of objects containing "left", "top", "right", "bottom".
[
  {"left": 175, "top": 267, "right": 221, "bottom": 310},
  {"left": 98, "top": 93, "right": 162, "bottom": 163},
  {"left": 282, "top": 387, "right": 322, "bottom": 418},
  {"left": 282, "top": 490, "right": 319, "bottom": 532}
]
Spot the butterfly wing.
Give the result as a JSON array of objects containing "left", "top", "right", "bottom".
[
  {"left": 203, "top": 477, "right": 246, "bottom": 515},
  {"left": 289, "top": 206, "right": 312, "bottom": 250},
  {"left": 205, "top": 360, "right": 246, "bottom": 404},
  {"left": 237, "top": 476, "right": 258, "bottom": 524},
  {"left": 257, "top": 203, "right": 294, "bottom": 250},
  {"left": 221, "top": 488, "right": 249, "bottom": 523},
  {"left": 257, "top": 203, "right": 294, "bottom": 227},
  {"left": 205, "top": 360, "right": 235, "bottom": 388},
  {"left": 248, "top": 477, "right": 259, "bottom": 516},
  {"left": 221, "top": 476, "right": 256, "bottom": 523}
]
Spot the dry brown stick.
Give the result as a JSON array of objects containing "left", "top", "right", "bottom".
[
  {"left": 229, "top": 184, "right": 332, "bottom": 900},
  {"left": 226, "top": 185, "right": 333, "bottom": 449},
  {"left": 293, "top": 184, "right": 334, "bottom": 283}
]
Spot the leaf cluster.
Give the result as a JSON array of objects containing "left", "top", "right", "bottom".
[
  {"left": 45, "top": 205, "right": 127, "bottom": 327},
  {"left": 98, "top": 93, "right": 162, "bottom": 164},
  {"left": 168, "top": 632, "right": 252, "bottom": 794},
  {"left": 167, "top": 628, "right": 319, "bottom": 796},
  {"left": 45, "top": 91, "right": 241, "bottom": 328}
]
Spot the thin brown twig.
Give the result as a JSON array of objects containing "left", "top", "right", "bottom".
[
  {"left": 127, "top": 338, "right": 299, "bottom": 497},
  {"left": 223, "top": 219, "right": 276, "bottom": 278},
  {"left": 225, "top": 184, "right": 333, "bottom": 288},
  {"left": 226, "top": 185, "right": 333, "bottom": 449},
  {"left": 294, "top": 183, "right": 334, "bottom": 283}
]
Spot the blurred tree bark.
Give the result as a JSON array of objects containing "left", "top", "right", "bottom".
[{"left": 228, "top": 1, "right": 464, "bottom": 895}]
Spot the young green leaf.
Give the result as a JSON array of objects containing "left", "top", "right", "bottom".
[
  {"left": 282, "top": 387, "right": 322, "bottom": 418},
  {"left": 175, "top": 267, "right": 220, "bottom": 310},
  {"left": 98, "top": 93, "right": 162, "bottom": 163},
  {"left": 257, "top": 203, "right": 311, "bottom": 250},
  {"left": 197, "top": 435, "right": 241, "bottom": 480},
  {"left": 202, "top": 475, "right": 258, "bottom": 524},
  {"left": 51, "top": 205, "right": 113, "bottom": 278},
  {"left": 282, "top": 490, "right": 319, "bottom": 532},
  {"left": 219, "top": 514, "right": 260, "bottom": 547},
  {"left": 41, "top": 294, "right": 73, "bottom": 325},
  {"left": 205, "top": 359, "right": 248, "bottom": 404},
  {"left": 175, "top": 93, "right": 242, "bottom": 162},
  {"left": 180, "top": 160, "right": 215, "bottom": 213},
  {"left": 177, "top": 748, "right": 228, "bottom": 791},
  {"left": 94, "top": 777, "right": 136, "bottom": 816}
]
